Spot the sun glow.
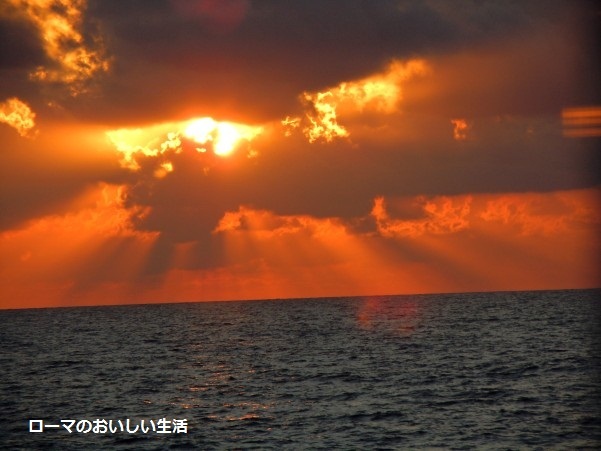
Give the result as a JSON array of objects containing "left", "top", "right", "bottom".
[
  {"left": 183, "top": 118, "right": 260, "bottom": 157},
  {"left": 106, "top": 116, "right": 263, "bottom": 171}
]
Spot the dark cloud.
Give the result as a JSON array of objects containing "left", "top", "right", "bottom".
[
  {"left": 0, "top": 17, "right": 45, "bottom": 70},
  {"left": 117, "top": 113, "right": 599, "bottom": 253},
  {"left": 0, "top": 17, "right": 45, "bottom": 101},
  {"left": 50, "top": 0, "right": 591, "bottom": 123},
  {"left": 1, "top": 0, "right": 595, "bottom": 123},
  {"left": 0, "top": 125, "right": 127, "bottom": 230}
]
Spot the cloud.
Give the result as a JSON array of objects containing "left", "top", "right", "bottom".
[
  {"left": 0, "top": 122, "right": 126, "bottom": 231},
  {"left": 0, "top": 97, "right": 36, "bottom": 136},
  {"left": 102, "top": 110, "right": 598, "bottom": 249},
  {"left": 205, "top": 188, "right": 600, "bottom": 297},
  {"left": 213, "top": 205, "right": 346, "bottom": 240},
  {"left": 402, "top": 20, "right": 596, "bottom": 119},
  {"left": 0, "top": 0, "right": 595, "bottom": 125},
  {"left": 33, "top": 0, "right": 588, "bottom": 126},
  {"left": 479, "top": 190, "right": 601, "bottom": 236},
  {"left": 0, "top": 183, "right": 157, "bottom": 285},
  {"left": 0, "top": 12, "right": 46, "bottom": 70},
  {"left": 285, "top": 59, "right": 428, "bottom": 142},
  {"left": 450, "top": 118, "right": 470, "bottom": 141},
  {"left": 372, "top": 189, "right": 601, "bottom": 239},
  {"left": 2, "top": 158, "right": 599, "bottom": 307},
  {"left": 2, "top": 0, "right": 110, "bottom": 95},
  {"left": 372, "top": 195, "right": 472, "bottom": 237}
]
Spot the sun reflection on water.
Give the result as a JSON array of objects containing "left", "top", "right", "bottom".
[{"left": 356, "top": 296, "right": 421, "bottom": 336}]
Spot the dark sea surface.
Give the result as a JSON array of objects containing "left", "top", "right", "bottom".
[{"left": 1, "top": 289, "right": 600, "bottom": 450}]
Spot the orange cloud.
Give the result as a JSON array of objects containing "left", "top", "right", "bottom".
[
  {"left": 0, "top": 183, "right": 158, "bottom": 309},
  {"left": 372, "top": 195, "right": 472, "bottom": 238},
  {"left": 0, "top": 97, "right": 36, "bottom": 137},
  {"left": 450, "top": 118, "right": 470, "bottom": 140},
  {"left": 479, "top": 190, "right": 601, "bottom": 236},
  {"left": 2, "top": 187, "right": 598, "bottom": 309},
  {"left": 370, "top": 189, "right": 600, "bottom": 292},
  {"left": 214, "top": 205, "right": 341, "bottom": 237},
  {"left": 284, "top": 59, "right": 429, "bottom": 142},
  {"left": 206, "top": 189, "right": 600, "bottom": 299},
  {"left": 373, "top": 189, "right": 601, "bottom": 239},
  {"left": 211, "top": 206, "right": 413, "bottom": 299},
  {"left": 4, "top": 0, "right": 110, "bottom": 95},
  {"left": 281, "top": 116, "right": 301, "bottom": 137}
]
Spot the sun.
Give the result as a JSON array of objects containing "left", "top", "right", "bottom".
[
  {"left": 107, "top": 116, "right": 263, "bottom": 170},
  {"left": 183, "top": 117, "right": 260, "bottom": 157},
  {"left": 213, "top": 122, "right": 240, "bottom": 156}
]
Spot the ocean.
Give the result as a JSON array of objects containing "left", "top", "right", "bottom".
[{"left": 1, "top": 289, "right": 600, "bottom": 449}]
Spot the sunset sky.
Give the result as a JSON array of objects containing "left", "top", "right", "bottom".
[{"left": 1, "top": 0, "right": 599, "bottom": 309}]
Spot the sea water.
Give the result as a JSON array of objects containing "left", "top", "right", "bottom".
[{"left": 1, "top": 289, "right": 600, "bottom": 449}]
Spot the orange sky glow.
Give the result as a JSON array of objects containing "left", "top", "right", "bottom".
[{"left": 1, "top": 0, "right": 599, "bottom": 309}]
